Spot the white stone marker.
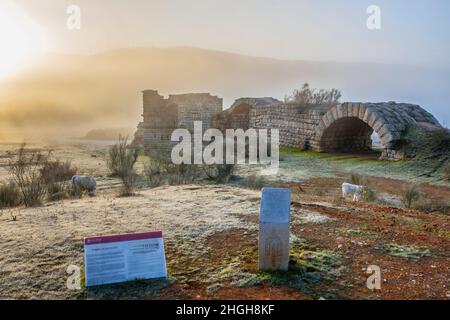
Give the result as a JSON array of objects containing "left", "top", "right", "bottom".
[{"left": 259, "top": 188, "right": 291, "bottom": 271}]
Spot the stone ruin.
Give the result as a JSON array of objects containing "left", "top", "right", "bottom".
[
  {"left": 133, "top": 90, "right": 222, "bottom": 160},
  {"left": 133, "top": 89, "right": 442, "bottom": 161}
]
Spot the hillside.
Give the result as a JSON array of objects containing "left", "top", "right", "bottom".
[{"left": 0, "top": 47, "right": 448, "bottom": 139}]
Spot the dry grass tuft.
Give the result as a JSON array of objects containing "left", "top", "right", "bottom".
[
  {"left": 401, "top": 184, "right": 421, "bottom": 209},
  {"left": 0, "top": 180, "right": 21, "bottom": 208}
]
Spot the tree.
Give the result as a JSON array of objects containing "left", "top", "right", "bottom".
[{"left": 285, "top": 83, "right": 342, "bottom": 106}]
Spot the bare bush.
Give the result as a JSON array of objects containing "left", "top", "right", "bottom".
[
  {"left": 285, "top": 83, "right": 341, "bottom": 106},
  {"left": 348, "top": 172, "right": 378, "bottom": 202},
  {"left": 167, "top": 164, "right": 201, "bottom": 185},
  {"left": 107, "top": 136, "right": 139, "bottom": 196},
  {"left": 144, "top": 160, "right": 203, "bottom": 187},
  {"left": 0, "top": 180, "right": 21, "bottom": 208},
  {"left": 143, "top": 159, "right": 165, "bottom": 187},
  {"left": 8, "top": 144, "right": 48, "bottom": 207},
  {"left": 401, "top": 184, "right": 421, "bottom": 209},
  {"left": 40, "top": 160, "right": 77, "bottom": 200},
  {"left": 240, "top": 175, "right": 268, "bottom": 190},
  {"left": 202, "top": 164, "right": 235, "bottom": 183},
  {"left": 239, "top": 175, "right": 285, "bottom": 190},
  {"left": 40, "top": 160, "right": 77, "bottom": 183}
]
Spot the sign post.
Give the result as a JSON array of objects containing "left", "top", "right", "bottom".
[{"left": 84, "top": 231, "right": 167, "bottom": 287}]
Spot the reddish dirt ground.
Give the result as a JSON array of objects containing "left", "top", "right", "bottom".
[{"left": 153, "top": 177, "right": 449, "bottom": 300}]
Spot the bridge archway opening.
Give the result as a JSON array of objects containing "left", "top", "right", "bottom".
[{"left": 319, "top": 117, "right": 382, "bottom": 155}]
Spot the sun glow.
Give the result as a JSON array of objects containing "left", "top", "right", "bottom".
[{"left": 0, "top": 1, "right": 46, "bottom": 79}]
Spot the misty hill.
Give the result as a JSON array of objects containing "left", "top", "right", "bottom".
[{"left": 0, "top": 47, "right": 448, "bottom": 138}]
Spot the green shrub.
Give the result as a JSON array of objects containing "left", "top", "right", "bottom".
[{"left": 362, "top": 187, "right": 378, "bottom": 202}]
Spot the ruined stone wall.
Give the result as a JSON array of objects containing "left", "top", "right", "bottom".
[
  {"left": 134, "top": 90, "right": 223, "bottom": 161},
  {"left": 140, "top": 90, "right": 178, "bottom": 160},
  {"left": 213, "top": 103, "right": 252, "bottom": 131},
  {"left": 249, "top": 104, "right": 329, "bottom": 149},
  {"left": 168, "top": 93, "right": 223, "bottom": 133}
]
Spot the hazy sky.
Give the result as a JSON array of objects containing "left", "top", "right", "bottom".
[{"left": 11, "top": 0, "right": 450, "bottom": 66}]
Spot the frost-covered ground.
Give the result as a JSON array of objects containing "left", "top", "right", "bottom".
[{"left": 0, "top": 141, "right": 449, "bottom": 300}]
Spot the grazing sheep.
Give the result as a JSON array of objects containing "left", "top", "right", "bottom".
[
  {"left": 72, "top": 175, "right": 97, "bottom": 197},
  {"left": 342, "top": 182, "right": 364, "bottom": 202}
]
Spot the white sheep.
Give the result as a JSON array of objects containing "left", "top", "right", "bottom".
[
  {"left": 72, "top": 175, "right": 97, "bottom": 197},
  {"left": 342, "top": 182, "right": 364, "bottom": 202}
]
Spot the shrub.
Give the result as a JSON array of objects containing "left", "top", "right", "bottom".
[
  {"left": 40, "top": 160, "right": 77, "bottom": 183},
  {"left": 349, "top": 172, "right": 364, "bottom": 186},
  {"left": 107, "top": 136, "right": 139, "bottom": 196},
  {"left": 444, "top": 162, "right": 450, "bottom": 181},
  {"left": 362, "top": 187, "right": 378, "bottom": 203},
  {"left": 413, "top": 198, "right": 450, "bottom": 215},
  {"left": 348, "top": 172, "right": 378, "bottom": 203},
  {"left": 0, "top": 180, "right": 21, "bottom": 208},
  {"left": 285, "top": 83, "right": 341, "bottom": 107},
  {"left": 166, "top": 164, "right": 201, "bottom": 185},
  {"left": 143, "top": 159, "right": 165, "bottom": 188},
  {"left": 144, "top": 159, "right": 203, "bottom": 187},
  {"left": 202, "top": 164, "right": 235, "bottom": 183},
  {"left": 8, "top": 144, "right": 48, "bottom": 207},
  {"left": 119, "top": 170, "right": 138, "bottom": 197},
  {"left": 240, "top": 175, "right": 268, "bottom": 190},
  {"left": 40, "top": 160, "right": 77, "bottom": 200},
  {"left": 401, "top": 184, "right": 421, "bottom": 209}
]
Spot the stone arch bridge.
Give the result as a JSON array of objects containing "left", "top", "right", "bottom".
[
  {"left": 134, "top": 90, "right": 442, "bottom": 161},
  {"left": 228, "top": 100, "right": 442, "bottom": 160}
]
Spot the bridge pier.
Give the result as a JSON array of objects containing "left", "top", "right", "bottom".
[{"left": 380, "top": 148, "right": 404, "bottom": 161}]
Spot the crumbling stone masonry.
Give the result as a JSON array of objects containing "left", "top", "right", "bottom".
[
  {"left": 134, "top": 89, "right": 442, "bottom": 161},
  {"left": 134, "top": 90, "right": 222, "bottom": 160}
]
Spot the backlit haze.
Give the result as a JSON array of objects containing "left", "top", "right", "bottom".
[{"left": 1, "top": 0, "right": 449, "bottom": 140}]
